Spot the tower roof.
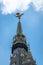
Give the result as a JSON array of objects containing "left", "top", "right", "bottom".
[
  {"left": 10, "top": 13, "right": 36, "bottom": 65},
  {"left": 12, "top": 13, "right": 28, "bottom": 53}
]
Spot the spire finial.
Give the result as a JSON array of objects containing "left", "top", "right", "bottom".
[
  {"left": 16, "top": 13, "right": 23, "bottom": 22},
  {"left": 16, "top": 13, "right": 23, "bottom": 34}
]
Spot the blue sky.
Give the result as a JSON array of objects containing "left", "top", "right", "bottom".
[{"left": 0, "top": 2, "right": 43, "bottom": 65}]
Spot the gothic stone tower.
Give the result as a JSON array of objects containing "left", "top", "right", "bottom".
[{"left": 10, "top": 13, "right": 36, "bottom": 65}]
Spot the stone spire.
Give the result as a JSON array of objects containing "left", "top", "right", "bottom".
[
  {"left": 10, "top": 13, "right": 36, "bottom": 65},
  {"left": 12, "top": 13, "right": 28, "bottom": 54}
]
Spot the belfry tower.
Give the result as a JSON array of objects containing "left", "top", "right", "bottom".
[{"left": 10, "top": 13, "right": 36, "bottom": 65}]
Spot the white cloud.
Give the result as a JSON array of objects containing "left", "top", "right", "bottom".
[
  {"left": 0, "top": 0, "right": 43, "bottom": 14},
  {"left": 32, "top": 0, "right": 43, "bottom": 11},
  {"left": 0, "top": 0, "right": 31, "bottom": 14}
]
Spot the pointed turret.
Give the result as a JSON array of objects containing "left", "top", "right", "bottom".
[{"left": 12, "top": 13, "right": 28, "bottom": 54}]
